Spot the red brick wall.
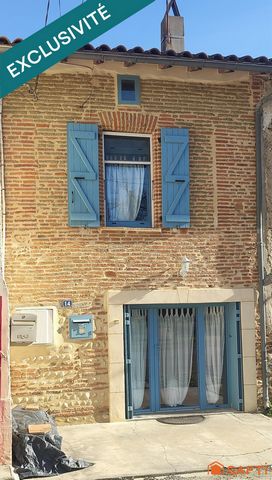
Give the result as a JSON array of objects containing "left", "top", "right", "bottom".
[{"left": 2, "top": 70, "right": 263, "bottom": 422}]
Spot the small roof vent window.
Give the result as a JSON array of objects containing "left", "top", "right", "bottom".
[{"left": 118, "top": 75, "right": 141, "bottom": 105}]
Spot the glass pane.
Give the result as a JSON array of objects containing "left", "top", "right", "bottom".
[
  {"left": 205, "top": 306, "right": 227, "bottom": 405},
  {"left": 159, "top": 308, "right": 199, "bottom": 408},
  {"left": 131, "top": 309, "right": 149, "bottom": 410},
  {"left": 105, "top": 164, "right": 150, "bottom": 225},
  {"left": 121, "top": 79, "right": 136, "bottom": 101},
  {"left": 104, "top": 135, "right": 150, "bottom": 163}
]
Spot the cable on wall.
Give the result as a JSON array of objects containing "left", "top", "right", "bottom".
[
  {"left": 28, "top": 0, "right": 53, "bottom": 100},
  {"left": 27, "top": 1, "right": 94, "bottom": 101},
  {"left": 45, "top": 0, "right": 51, "bottom": 26},
  {"left": 60, "top": 61, "right": 96, "bottom": 110}
]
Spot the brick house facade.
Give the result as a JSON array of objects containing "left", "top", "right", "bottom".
[{"left": 1, "top": 43, "right": 269, "bottom": 423}]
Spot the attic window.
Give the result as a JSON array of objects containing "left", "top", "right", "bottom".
[{"left": 118, "top": 75, "right": 141, "bottom": 105}]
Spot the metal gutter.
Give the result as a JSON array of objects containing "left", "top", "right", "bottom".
[
  {"left": 69, "top": 51, "right": 272, "bottom": 74},
  {"left": 256, "top": 92, "right": 272, "bottom": 410}
]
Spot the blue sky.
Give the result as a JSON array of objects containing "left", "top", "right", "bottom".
[{"left": 1, "top": 0, "right": 272, "bottom": 58}]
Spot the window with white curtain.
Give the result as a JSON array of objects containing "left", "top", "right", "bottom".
[{"left": 104, "top": 135, "right": 152, "bottom": 227}]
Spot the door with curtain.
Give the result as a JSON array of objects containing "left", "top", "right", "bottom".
[{"left": 124, "top": 304, "right": 241, "bottom": 417}]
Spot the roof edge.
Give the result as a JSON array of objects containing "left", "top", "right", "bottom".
[
  {"left": 1, "top": 36, "right": 272, "bottom": 73},
  {"left": 70, "top": 50, "right": 272, "bottom": 74}
]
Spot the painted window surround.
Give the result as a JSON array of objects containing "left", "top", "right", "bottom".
[
  {"left": 117, "top": 75, "right": 141, "bottom": 105},
  {"left": 106, "top": 287, "right": 257, "bottom": 422},
  {"left": 103, "top": 132, "right": 153, "bottom": 228}
]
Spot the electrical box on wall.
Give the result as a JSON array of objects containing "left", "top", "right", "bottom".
[
  {"left": 69, "top": 315, "right": 93, "bottom": 340},
  {"left": 12, "top": 307, "right": 54, "bottom": 345}
]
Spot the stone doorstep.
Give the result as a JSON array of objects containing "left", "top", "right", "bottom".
[
  {"left": 98, "top": 472, "right": 210, "bottom": 480},
  {"left": 0, "top": 466, "right": 18, "bottom": 480}
]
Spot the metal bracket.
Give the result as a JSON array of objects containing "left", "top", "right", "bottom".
[
  {"left": 166, "top": 0, "right": 180, "bottom": 16},
  {"left": 125, "top": 312, "right": 130, "bottom": 326}
]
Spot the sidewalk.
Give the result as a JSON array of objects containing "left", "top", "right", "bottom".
[
  {"left": 54, "top": 412, "right": 272, "bottom": 479},
  {"left": 6, "top": 412, "right": 272, "bottom": 480}
]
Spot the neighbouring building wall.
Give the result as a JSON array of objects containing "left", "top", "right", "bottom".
[
  {"left": 260, "top": 91, "right": 272, "bottom": 403},
  {"left": 0, "top": 282, "right": 11, "bottom": 464},
  {"left": 2, "top": 68, "right": 263, "bottom": 423}
]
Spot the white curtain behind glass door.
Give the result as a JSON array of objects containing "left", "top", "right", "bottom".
[
  {"left": 106, "top": 165, "right": 145, "bottom": 222},
  {"left": 131, "top": 309, "right": 148, "bottom": 410},
  {"left": 205, "top": 306, "right": 225, "bottom": 404},
  {"left": 160, "top": 308, "right": 195, "bottom": 407}
]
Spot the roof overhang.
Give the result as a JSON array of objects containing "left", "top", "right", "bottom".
[
  {"left": 69, "top": 49, "right": 272, "bottom": 74},
  {"left": 1, "top": 43, "right": 271, "bottom": 83}
]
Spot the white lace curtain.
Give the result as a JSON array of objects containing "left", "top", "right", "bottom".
[
  {"left": 106, "top": 165, "right": 145, "bottom": 222},
  {"left": 205, "top": 306, "right": 225, "bottom": 404},
  {"left": 160, "top": 308, "right": 195, "bottom": 407},
  {"left": 131, "top": 309, "right": 148, "bottom": 410}
]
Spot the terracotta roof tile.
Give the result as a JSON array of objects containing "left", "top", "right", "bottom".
[{"left": 1, "top": 36, "right": 272, "bottom": 68}]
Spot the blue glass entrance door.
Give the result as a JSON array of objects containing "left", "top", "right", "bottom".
[
  {"left": 159, "top": 308, "right": 199, "bottom": 409},
  {"left": 124, "top": 304, "right": 242, "bottom": 418},
  {"left": 205, "top": 306, "right": 228, "bottom": 405},
  {"left": 130, "top": 308, "right": 150, "bottom": 411}
]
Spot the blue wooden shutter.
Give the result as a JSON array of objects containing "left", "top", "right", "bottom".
[
  {"left": 67, "top": 123, "right": 100, "bottom": 227},
  {"left": 161, "top": 128, "right": 190, "bottom": 228}
]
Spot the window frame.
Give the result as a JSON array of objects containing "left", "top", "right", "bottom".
[
  {"left": 103, "top": 132, "right": 153, "bottom": 228},
  {"left": 117, "top": 75, "right": 141, "bottom": 105}
]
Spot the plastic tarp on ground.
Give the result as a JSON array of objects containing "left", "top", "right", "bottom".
[{"left": 12, "top": 408, "right": 93, "bottom": 479}]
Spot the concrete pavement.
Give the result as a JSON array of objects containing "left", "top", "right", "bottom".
[{"left": 51, "top": 412, "right": 272, "bottom": 480}]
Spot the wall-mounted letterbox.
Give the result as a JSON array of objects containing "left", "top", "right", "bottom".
[
  {"left": 13, "top": 307, "right": 54, "bottom": 344},
  {"left": 11, "top": 313, "right": 37, "bottom": 344},
  {"left": 69, "top": 315, "right": 93, "bottom": 340}
]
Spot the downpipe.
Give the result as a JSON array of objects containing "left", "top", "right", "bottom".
[
  {"left": 0, "top": 99, "right": 6, "bottom": 277},
  {"left": 0, "top": 98, "right": 11, "bottom": 464}
]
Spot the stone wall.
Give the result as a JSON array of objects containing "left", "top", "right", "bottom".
[{"left": 2, "top": 69, "right": 263, "bottom": 423}]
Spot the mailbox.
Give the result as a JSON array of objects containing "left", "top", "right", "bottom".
[
  {"left": 11, "top": 313, "right": 37, "bottom": 344},
  {"left": 13, "top": 307, "right": 54, "bottom": 344},
  {"left": 69, "top": 315, "right": 93, "bottom": 340}
]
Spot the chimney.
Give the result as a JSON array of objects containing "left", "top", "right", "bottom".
[{"left": 161, "top": 0, "right": 184, "bottom": 53}]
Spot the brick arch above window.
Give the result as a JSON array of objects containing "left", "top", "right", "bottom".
[{"left": 98, "top": 111, "right": 158, "bottom": 134}]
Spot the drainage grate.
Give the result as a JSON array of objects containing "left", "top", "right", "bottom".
[{"left": 156, "top": 415, "right": 205, "bottom": 425}]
